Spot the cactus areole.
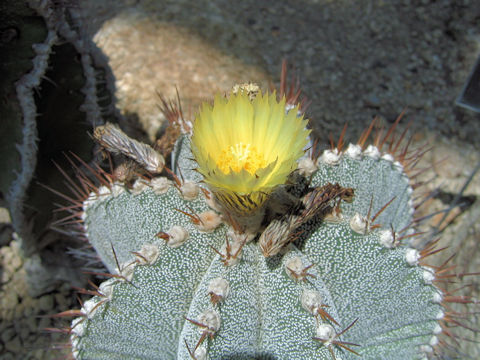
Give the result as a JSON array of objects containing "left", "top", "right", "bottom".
[{"left": 66, "top": 83, "right": 466, "bottom": 360}]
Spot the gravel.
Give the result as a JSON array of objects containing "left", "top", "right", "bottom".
[{"left": 75, "top": 0, "right": 480, "bottom": 145}]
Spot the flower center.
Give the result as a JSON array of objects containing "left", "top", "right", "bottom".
[{"left": 217, "top": 142, "right": 267, "bottom": 175}]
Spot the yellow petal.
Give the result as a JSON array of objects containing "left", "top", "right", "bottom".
[{"left": 191, "top": 89, "right": 310, "bottom": 215}]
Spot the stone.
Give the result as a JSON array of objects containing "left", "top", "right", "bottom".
[
  {"left": 0, "top": 207, "right": 11, "bottom": 223},
  {"left": 1, "top": 326, "right": 15, "bottom": 343},
  {"left": 54, "top": 293, "right": 69, "bottom": 308},
  {"left": 19, "top": 325, "right": 30, "bottom": 341},
  {"left": 0, "top": 290, "right": 18, "bottom": 312},
  {"left": 38, "top": 294, "right": 54, "bottom": 312},
  {"left": 1, "top": 352, "right": 14, "bottom": 360},
  {"left": 89, "top": 10, "right": 270, "bottom": 141},
  {"left": 38, "top": 316, "right": 51, "bottom": 329},
  {"left": 26, "top": 315, "right": 37, "bottom": 333},
  {"left": 5, "top": 336, "right": 22, "bottom": 353}
]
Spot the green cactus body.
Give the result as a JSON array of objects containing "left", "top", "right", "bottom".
[{"left": 70, "top": 136, "right": 443, "bottom": 359}]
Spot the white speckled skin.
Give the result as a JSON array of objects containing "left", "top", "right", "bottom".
[{"left": 72, "top": 141, "right": 443, "bottom": 359}]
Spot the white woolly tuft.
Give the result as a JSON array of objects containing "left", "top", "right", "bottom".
[
  {"left": 315, "top": 324, "right": 336, "bottom": 343},
  {"left": 180, "top": 180, "right": 199, "bottom": 200},
  {"left": 193, "top": 346, "right": 207, "bottom": 360},
  {"left": 131, "top": 178, "right": 149, "bottom": 194},
  {"left": 82, "top": 298, "right": 101, "bottom": 319},
  {"left": 166, "top": 225, "right": 189, "bottom": 248},
  {"left": 71, "top": 317, "right": 85, "bottom": 337},
  {"left": 301, "top": 289, "right": 323, "bottom": 316},
  {"left": 318, "top": 149, "right": 341, "bottom": 165},
  {"left": 432, "top": 291, "right": 443, "bottom": 304},
  {"left": 378, "top": 229, "right": 396, "bottom": 248},
  {"left": 196, "top": 210, "right": 222, "bottom": 233},
  {"left": 381, "top": 153, "right": 395, "bottom": 162},
  {"left": 405, "top": 248, "right": 420, "bottom": 266},
  {"left": 298, "top": 157, "right": 317, "bottom": 176},
  {"left": 207, "top": 277, "right": 230, "bottom": 303},
  {"left": 135, "top": 243, "right": 160, "bottom": 265},
  {"left": 345, "top": 143, "right": 362, "bottom": 159},
  {"left": 364, "top": 144, "right": 381, "bottom": 159},
  {"left": 150, "top": 177, "right": 171, "bottom": 194},
  {"left": 349, "top": 213, "right": 370, "bottom": 235},
  {"left": 422, "top": 267, "right": 435, "bottom": 284},
  {"left": 197, "top": 309, "right": 221, "bottom": 334}
]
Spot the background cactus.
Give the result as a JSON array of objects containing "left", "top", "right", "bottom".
[
  {"left": 60, "top": 81, "right": 472, "bottom": 359},
  {"left": 0, "top": 0, "right": 126, "bottom": 297},
  {"left": 0, "top": 0, "right": 117, "bottom": 259}
]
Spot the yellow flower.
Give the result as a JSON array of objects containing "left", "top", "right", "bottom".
[{"left": 191, "top": 89, "right": 310, "bottom": 215}]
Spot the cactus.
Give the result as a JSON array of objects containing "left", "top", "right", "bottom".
[
  {"left": 61, "top": 78, "right": 474, "bottom": 359},
  {"left": 0, "top": 0, "right": 117, "bottom": 259}
]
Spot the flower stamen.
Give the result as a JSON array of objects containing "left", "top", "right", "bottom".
[{"left": 217, "top": 142, "right": 267, "bottom": 175}]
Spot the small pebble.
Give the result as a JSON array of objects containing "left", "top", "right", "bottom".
[
  {"left": 38, "top": 294, "right": 54, "bottom": 312},
  {"left": 5, "top": 336, "right": 22, "bottom": 353},
  {"left": 1, "top": 326, "right": 15, "bottom": 342}
]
